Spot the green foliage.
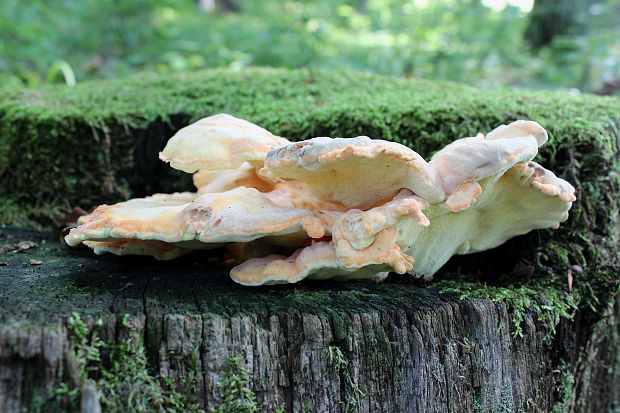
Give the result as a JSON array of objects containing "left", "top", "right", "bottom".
[
  {"left": 552, "top": 361, "right": 575, "bottom": 413},
  {"left": 435, "top": 281, "right": 579, "bottom": 339},
  {"left": 56, "top": 312, "right": 204, "bottom": 413},
  {"left": 210, "top": 355, "right": 258, "bottom": 413},
  {"left": 473, "top": 393, "right": 482, "bottom": 413},
  {"left": 325, "top": 345, "right": 348, "bottom": 372},
  {"left": 1, "top": 0, "right": 618, "bottom": 91},
  {"left": 324, "top": 345, "right": 366, "bottom": 412}
]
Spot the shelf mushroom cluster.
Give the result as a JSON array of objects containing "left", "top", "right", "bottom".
[{"left": 65, "top": 114, "right": 576, "bottom": 285}]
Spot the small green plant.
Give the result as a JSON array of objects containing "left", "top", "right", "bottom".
[
  {"left": 552, "top": 362, "right": 574, "bottom": 413},
  {"left": 325, "top": 345, "right": 348, "bottom": 371},
  {"left": 210, "top": 355, "right": 258, "bottom": 413},
  {"left": 457, "top": 336, "right": 474, "bottom": 355},
  {"left": 324, "top": 345, "right": 366, "bottom": 412},
  {"left": 340, "top": 395, "right": 359, "bottom": 413},
  {"left": 54, "top": 382, "right": 80, "bottom": 409},
  {"left": 56, "top": 312, "right": 204, "bottom": 413},
  {"left": 473, "top": 393, "right": 482, "bottom": 413}
]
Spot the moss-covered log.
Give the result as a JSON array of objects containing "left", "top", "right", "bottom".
[{"left": 0, "top": 69, "right": 619, "bottom": 412}]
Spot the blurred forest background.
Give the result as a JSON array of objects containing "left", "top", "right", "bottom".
[{"left": 1, "top": 0, "right": 619, "bottom": 94}]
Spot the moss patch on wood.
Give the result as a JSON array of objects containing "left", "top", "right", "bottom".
[
  {"left": 49, "top": 313, "right": 204, "bottom": 413},
  {"left": 1, "top": 69, "right": 618, "bottom": 287}
]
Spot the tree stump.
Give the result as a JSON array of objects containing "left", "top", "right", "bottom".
[
  {"left": 0, "top": 69, "right": 618, "bottom": 412},
  {"left": 0, "top": 228, "right": 618, "bottom": 412}
]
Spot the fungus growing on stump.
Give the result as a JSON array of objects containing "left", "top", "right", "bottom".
[
  {"left": 159, "top": 113, "right": 290, "bottom": 172},
  {"left": 66, "top": 114, "right": 575, "bottom": 285}
]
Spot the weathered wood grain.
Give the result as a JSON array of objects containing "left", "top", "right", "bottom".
[{"left": 0, "top": 229, "right": 617, "bottom": 413}]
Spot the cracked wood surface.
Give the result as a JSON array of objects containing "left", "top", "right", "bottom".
[{"left": 0, "top": 228, "right": 618, "bottom": 413}]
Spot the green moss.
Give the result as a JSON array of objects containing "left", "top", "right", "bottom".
[
  {"left": 2, "top": 68, "right": 618, "bottom": 224},
  {"left": 552, "top": 361, "right": 575, "bottom": 413},
  {"left": 52, "top": 312, "right": 204, "bottom": 413},
  {"left": 499, "top": 385, "right": 514, "bottom": 413},
  {"left": 324, "top": 344, "right": 366, "bottom": 413},
  {"left": 434, "top": 279, "right": 579, "bottom": 339},
  {"left": 473, "top": 393, "right": 482, "bottom": 413},
  {"left": 1, "top": 68, "right": 618, "bottom": 336},
  {"left": 210, "top": 355, "right": 258, "bottom": 413}
]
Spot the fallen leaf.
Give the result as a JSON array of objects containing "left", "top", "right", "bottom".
[
  {"left": 1, "top": 240, "right": 39, "bottom": 254},
  {"left": 17, "top": 241, "right": 38, "bottom": 252}
]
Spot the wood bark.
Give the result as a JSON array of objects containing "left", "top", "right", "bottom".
[{"left": 0, "top": 228, "right": 617, "bottom": 413}]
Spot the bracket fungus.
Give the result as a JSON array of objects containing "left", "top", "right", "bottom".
[
  {"left": 66, "top": 114, "right": 575, "bottom": 285},
  {"left": 159, "top": 113, "right": 290, "bottom": 173}
]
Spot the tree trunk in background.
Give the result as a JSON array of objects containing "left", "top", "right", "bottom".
[
  {"left": 197, "top": 0, "right": 215, "bottom": 12},
  {"left": 595, "top": 77, "right": 620, "bottom": 96},
  {"left": 197, "top": 0, "right": 239, "bottom": 13},
  {"left": 524, "top": 0, "right": 588, "bottom": 50}
]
